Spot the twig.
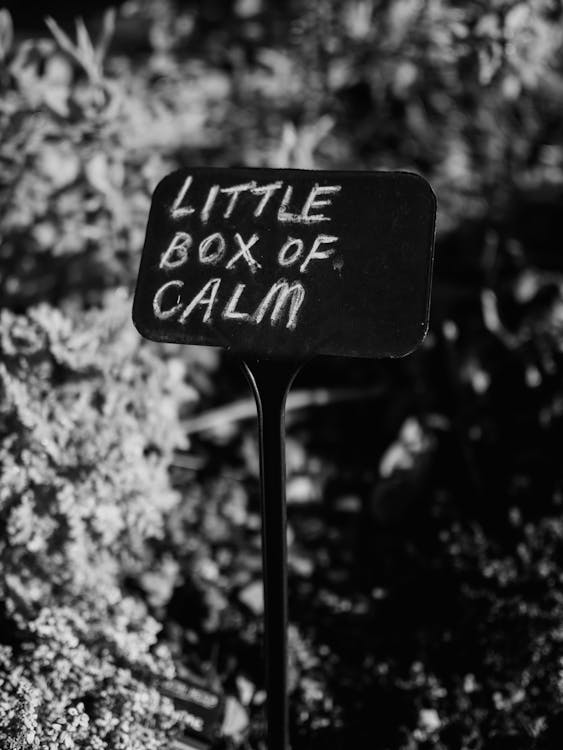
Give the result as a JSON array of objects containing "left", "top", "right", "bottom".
[
  {"left": 45, "top": 9, "right": 115, "bottom": 85},
  {"left": 182, "top": 384, "right": 383, "bottom": 436}
]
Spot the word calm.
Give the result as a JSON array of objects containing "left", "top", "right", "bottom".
[{"left": 152, "top": 175, "right": 343, "bottom": 331}]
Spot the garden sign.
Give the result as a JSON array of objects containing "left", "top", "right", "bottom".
[{"left": 133, "top": 167, "right": 436, "bottom": 750}]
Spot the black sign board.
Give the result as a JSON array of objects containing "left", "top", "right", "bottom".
[{"left": 133, "top": 168, "right": 435, "bottom": 360}]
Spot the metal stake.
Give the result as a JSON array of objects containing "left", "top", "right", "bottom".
[{"left": 241, "top": 356, "right": 303, "bottom": 750}]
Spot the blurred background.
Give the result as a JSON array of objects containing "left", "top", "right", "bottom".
[{"left": 1, "top": 1, "right": 563, "bottom": 748}]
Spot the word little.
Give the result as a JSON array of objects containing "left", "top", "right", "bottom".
[{"left": 170, "top": 175, "right": 341, "bottom": 225}]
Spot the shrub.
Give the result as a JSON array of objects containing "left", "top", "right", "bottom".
[{"left": 0, "top": 291, "right": 194, "bottom": 749}]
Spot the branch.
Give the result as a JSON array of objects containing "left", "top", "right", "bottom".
[{"left": 182, "top": 384, "right": 383, "bottom": 436}]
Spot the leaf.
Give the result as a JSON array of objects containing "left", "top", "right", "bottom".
[
  {"left": 221, "top": 697, "right": 248, "bottom": 738},
  {"left": 0, "top": 8, "right": 13, "bottom": 61}
]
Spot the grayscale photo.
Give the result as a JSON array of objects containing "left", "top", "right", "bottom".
[{"left": 0, "top": 2, "right": 562, "bottom": 749}]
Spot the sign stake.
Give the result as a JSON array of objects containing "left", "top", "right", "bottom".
[
  {"left": 133, "top": 166, "right": 436, "bottom": 749},
  {"left": 241, "top": 356, "right": 303, "bottom": 750}
]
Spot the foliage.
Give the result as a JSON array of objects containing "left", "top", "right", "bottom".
[
  {"left": 0, "top": 291, "right": 194, "bottom": 748},
  {"left": 2, "top": 1, "right": 563, "bottom": 748},
  {"left": 0, "top": 604, "right": 178, "bottom": 750},
  {"left": 2, "top": 0, "right": 563, "bottom": 309},
  {"left": 0, "top": 6, "right": 229, "bottom": 309}
]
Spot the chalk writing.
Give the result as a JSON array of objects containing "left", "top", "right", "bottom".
[
  {"left": 179, "top": 278, "right": 221, "bottom": 324},
  {"left": 223, "top": 283, "right": 250, "bottom": 322},
  {"left": 199, "top": 233, "right": 225, "bottom": 265},
  {"left": 154, "top": 174, "right": 343, "bottom": 331},
  {"left": 225, "top": 233, "right": 262, "bottom": 273},
  {"left": 153, "top": 276, "right": 306, "bottom": 330},
  {"left": 299, "top": 234, "right": 338, "bottom": 273},
  {"left": 170, "top": 175, "right": 195, "bottom": 219},
  {"left": 153, "top": 279, "right": 183, "bottom": 320},
  {"left": 278, "top": 237, "right": 303, "bottom": 267},
  {"left": 160, "top": 232, "right": 192, "bottom": 269},
  {"left": 252, "top": 181, "right": 283, "bottom": 216},
  {"left": 169, "top": 176, "right": 341, "bottom": 226},
  {"left": 134, "top": 167, "right": 437, "bottom": 360},
  {"left": 201, "top": 185, "right": 220, "bottom": 223},
  {"left": 253, "top": 279, "right": 305, "bottom": 330}
]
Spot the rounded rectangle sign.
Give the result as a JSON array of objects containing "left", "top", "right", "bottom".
[{"left": 133, "top": 167, "right": 436, "bottom": 359}]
